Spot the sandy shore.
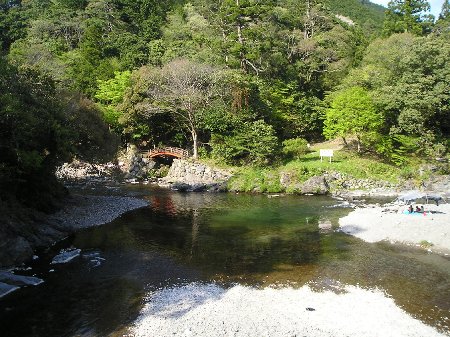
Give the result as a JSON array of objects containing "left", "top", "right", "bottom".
[
  {"left": 339, "top": 203, "right": 450, "bottom": 254},
  {"left": 130, "top": 282, "right": 447, "bottom": 337}
]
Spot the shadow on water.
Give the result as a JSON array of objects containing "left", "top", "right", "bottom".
[{"left": 0, "top": 186, "right": 449, "bottom": 336}]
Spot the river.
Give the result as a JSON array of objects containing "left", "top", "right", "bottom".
[{"left": 0, "top": 185, "right": 449, "bottom": 336}]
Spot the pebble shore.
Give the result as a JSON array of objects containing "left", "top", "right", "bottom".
[
  {"left": 131, "top": 283, "right": 447, "bottom": 337},
  {"left": 339, "top": 203, "right": 450, "bottom": 254},
  {"left": 47, "top": 195, "right": 149, "bottom": 230}
]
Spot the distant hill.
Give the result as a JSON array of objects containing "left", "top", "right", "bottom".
[{"left": 325, "top": 0, "right": 386, "bottom": 34}]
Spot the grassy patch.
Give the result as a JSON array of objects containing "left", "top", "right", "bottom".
[
  {"left": 286, "top": 150, "right": 403, "bottom": 183},
  {"left": 202, "top": 149, "right": 416, "bottom": 193},
  {"left": 227, "top": 167, "right": 283, "bottom": 193}
]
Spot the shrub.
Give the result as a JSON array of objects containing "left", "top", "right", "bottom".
[
  {"left": 211, "top": 120, "right": 278, "bottom": 166},
  {"left": 282, "top": 138, "right": 309, "bottom": 160}
]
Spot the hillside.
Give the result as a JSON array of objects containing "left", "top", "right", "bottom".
[
  {"left": 0, "top": 0, "right": 448, "bottom": 210},
  {"left": 326, "top": 0, "right": 385, "bottom": 33}
]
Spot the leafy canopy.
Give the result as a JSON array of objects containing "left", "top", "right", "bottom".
[{"left": 324, "top": 86, "right": 382, "bottom": 151}]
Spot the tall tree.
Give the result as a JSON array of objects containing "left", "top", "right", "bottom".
[
  {"left": 124, "top": 59, "right": 225, "bottom": 158},
  {"left": 383, "top": 0, "right": 433, "bottom": 36},
  {"left": 338, "top": 32, "right": 449, "bottom": 159},
  {"left": 440, "top": 0, "right": 450, "bottom": 19},
  {"left": 324, "top": 86, "right": 382, "bottom": 152},
  {"left": 95, "top": 70, "right": 131, "bottom": 132},
  {"left": 434, "top": 0, "right": 450, "bottom": 34},
  {"left": 217, "top": 0, "right": 277, "bottom": 74},
  {"left": 0, "top": 59, "right": 71, "bottom": 208}
]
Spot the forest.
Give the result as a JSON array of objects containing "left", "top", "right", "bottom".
[{"left": 0, "top": 0, "right": 449, "bottom": 207}]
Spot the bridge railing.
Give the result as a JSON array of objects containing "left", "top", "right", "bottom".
[{"left": 141, "top": 147, "right": 189, "bottom": 159}]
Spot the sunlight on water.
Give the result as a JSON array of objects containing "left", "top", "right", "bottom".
[{"left": 0, "top": 186, "right": 448, "bottom": 336}]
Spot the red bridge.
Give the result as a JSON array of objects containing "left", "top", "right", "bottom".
[{"left": 141, "top": 147, "right": 189, "bottom": 159}]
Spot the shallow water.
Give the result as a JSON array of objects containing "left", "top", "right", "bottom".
[{"left": 0, "top": 185, "right": 449, "bottom": 336}]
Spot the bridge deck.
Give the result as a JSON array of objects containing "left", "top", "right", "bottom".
[{"left": 141, "top": 147, "right": 189, "bottom": 159}]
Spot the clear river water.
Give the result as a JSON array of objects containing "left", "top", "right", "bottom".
[{"left": 0, "top": 185, "right": 449, "bottom": 336}]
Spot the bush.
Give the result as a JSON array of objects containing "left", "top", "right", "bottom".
[
  {"left": 211, "top": 120, "right": 278, "bottom": 166},
  {"left": 282, "top": 138, "right": 310, "bottom": 159}
]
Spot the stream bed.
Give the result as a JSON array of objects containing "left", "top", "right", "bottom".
[{"left": 0, "top": 185, "right": 449, "bottom": 336}]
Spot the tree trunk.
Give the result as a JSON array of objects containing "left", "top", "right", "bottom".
[
  {"left": 304, "top": 0, "right": 314, "bottom": 39},
  {"left": 192, "top": 130, "right": 198, "bottom": 159}
]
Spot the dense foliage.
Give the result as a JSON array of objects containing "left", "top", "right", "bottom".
[
  {"left": 0, "top": 59, "right": 69, "bottom": 209},
  {"left": 0, "top": 0, "right": 449, "bottom": 207},
  {"left": 0, "top": 58, "right": 118, "bottom": 209}
]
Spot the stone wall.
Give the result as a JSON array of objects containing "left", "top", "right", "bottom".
[
  {"left": 279, "top": 170, "right": 398, "bottom": 196},
  {"left": 162, "top": 159, "right": 232, "bottom": 192}
]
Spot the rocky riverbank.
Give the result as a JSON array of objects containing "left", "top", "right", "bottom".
[
  {"left": 53, "top": 147, "right": 450, "bottom": 199},
  {"left": 5, "top": 158, "right": 447, "bottom": 267},
  {"left": 0, "top": 195, "right": 148, "bottom": 267}
]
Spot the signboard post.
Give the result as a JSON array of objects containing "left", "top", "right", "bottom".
[{"left": 320, "top": 149, "right": 334, "bottom": 163}]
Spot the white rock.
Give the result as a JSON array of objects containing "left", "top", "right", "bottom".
[
  {"left": 0, "top": 282, "right": 19, "bottom": 298},
  {"left": 0, "top": 271, "right": 44, "bottom": 286},
  {"left": 51, "top": 248, "right": 81, "bottom": 264}
]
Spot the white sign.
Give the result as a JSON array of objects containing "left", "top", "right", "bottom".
[{"left": 320, "top": 149, "right": 334, "bottom": 162}]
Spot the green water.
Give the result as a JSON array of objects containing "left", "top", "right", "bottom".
[{"left": 0, "top": 186, "right": 449, "bottom": 336}]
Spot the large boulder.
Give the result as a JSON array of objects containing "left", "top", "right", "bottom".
[
  {"left": 0, "top": 236, "right": 33, "bottom": 267},
  {"left": 300, "top": 175, "right": 329, "bottom": 195},
  {"left": 163, "top": 159, "right": 232, "bottom": 192},
  {"left": 279, "top": 171, "right": 302, "bottom": 193}
]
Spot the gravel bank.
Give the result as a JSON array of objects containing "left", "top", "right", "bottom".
[
  {"left": 339, "top": 203, "right": 450, "bottom": 254},
  {"left": 48, "top": 195, "right": 149, "bottom": 230},
  {"left": 130, "top": 283, "right": 447, "bottom": 337},
  {"left": 0, "top": 194, "right": 148, "bottom": 267}
]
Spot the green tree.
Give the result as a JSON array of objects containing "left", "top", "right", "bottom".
[
  {"left": 434, "top": 0, "right": 450, "bottom": 35},
  {"left": 324, "top": 86, "right": 382, "bottom": 152},
  {"left": 342, "top": 33, "right": 449, "bottom": 158},
  {"left": 440, "top": 0, "right": 450, "bottom": 19},
  {"left": 383, "top": 0, "right": 433, "bottom": 36},
  {"left": 95, "top": 70, "right": 131, "bottom": 131},
  {"left": 123, "top": 59, "right": 225, "bottom": 158},
  {"left": 67, "top": 19, "right": 116, "bottom": 95},
  {"left": 211, "top": 120, "right": 278, "bottom": 165},
  {"left": 0, "top": 1, "right": 29, "bottom": 53},
  {"left": 0, "top": 59, "right": 71, "bottom": 209}
]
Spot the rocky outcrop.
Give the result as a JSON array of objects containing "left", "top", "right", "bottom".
[
  {"left": 279, "top": 170, "right": 399, "bottom": 196},
  {"left": 56, "top": 160, "right": 118, "bottom": 182},
  {"left": 0, "top": 236, "right": 34, "bottom": 267},
  {"left": 125, "top": 154, "right": 157, "bottom": 180},
  {"left": 280, "top": 172, "right": 330, "bottom": 195},
  {"left": 162, "top": 159, "right": 232, "bottom": 192},
  {"left": 118, "top": 145, "right": 162, "bottom": 180},
  {"left": 279, "top": 172, "right": 301, "bottom": 192},
  {"left": 300, "top": 175, "right": 329, "bottom": 195},
  {"left": 325, "top": 172, "right": 397, "bottom": 191},
  {"left": 56, "top": 146, "right": 163, "bottom": 183}
]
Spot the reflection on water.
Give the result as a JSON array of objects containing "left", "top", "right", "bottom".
[{"left": 0, "top": 185, "right": 449, "bottom": 336}]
